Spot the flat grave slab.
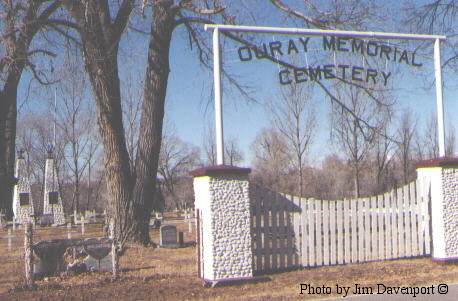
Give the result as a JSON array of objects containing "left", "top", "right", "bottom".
[{"left": 160, "top": 225, "right": 182, "bottom": 248}]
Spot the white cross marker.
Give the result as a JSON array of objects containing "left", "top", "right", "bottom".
[{"left": 6, "top": 228, "right": 14, "bottom": 251}]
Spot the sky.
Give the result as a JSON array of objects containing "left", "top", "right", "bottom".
[{"left": 16, "top": 0, "right": 458, "bottom": 168}]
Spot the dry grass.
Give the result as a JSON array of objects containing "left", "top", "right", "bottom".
[{"left": 1, "top": 221, "right": 458, "bottom": 301}]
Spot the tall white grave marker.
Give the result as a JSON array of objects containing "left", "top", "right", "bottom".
[
  {"left": 12, "top": 150, "right": 34, "bottom": 224},
  {"left": 43, "top": 148, "right": 65, "bottom": 225}
]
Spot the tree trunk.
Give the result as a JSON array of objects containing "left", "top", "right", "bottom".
[
  {"left": 82, "top": 43, "right": 133, "bottom": 243},
  {"left": 128, "top": 1, "right": 176, "bottom": 244},
  {"left": 354, "top": 164, "right": 360, "bottom": 198},
  {"left": 4, "top": 96, "right": 17, "bottom": 218},
  {"left": 0, "top": 78, "right": 20, "bottom": 218}
]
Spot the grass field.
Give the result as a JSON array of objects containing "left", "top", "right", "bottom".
[{"left": 1, "top": 219, "right": 458, "bottom": 301}]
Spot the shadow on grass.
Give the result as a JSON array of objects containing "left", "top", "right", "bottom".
[{"left": 120, "top": 265, "right": 156, "bottom": 273}]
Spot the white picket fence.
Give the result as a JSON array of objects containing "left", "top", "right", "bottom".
[{"left": 250, "top": 180, "right": 431, "bottom": 273}]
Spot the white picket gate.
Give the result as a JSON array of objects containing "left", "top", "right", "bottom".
[{"left": 250, "top": 180, "right": 431, "bottom": 273}]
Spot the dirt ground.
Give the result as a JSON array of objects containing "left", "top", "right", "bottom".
[{"left": 1, "top": 219, "right": 458, "bottom": 301}]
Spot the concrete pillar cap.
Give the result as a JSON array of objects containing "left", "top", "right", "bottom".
[
  {"left": 189, "top": 165, "right": 251, "bottom": 177},
  {"left": 416, "top": 157, "right": 458, "bottom": 168}
]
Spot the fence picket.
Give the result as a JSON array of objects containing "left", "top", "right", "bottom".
[
  {"left": 357, "top": 199, "right": 364, "bottom": 262},
  {"left": 410, "top": 182, "right": 418, "bottom": 257},
  {"left": 330, "top": 201, "right": 337, "bottom": 265},
  {"left": 371, "top": 196, "right": 378, "bottom": 261},
  {"left": 344, "top": 199, "right": 351, "bottom": 264},
  {"left": 351, "top": 200, "right": 357, "bottom": 263},
  {"left": 293, "top": 196, "right": 301, "bottom": 267},
  {"left": 336, "top": 201, "right": 344, "bottom": 264},
  {"left": 416, "top": 180, "right": 425, "bottom": 255},
  {"left": 323, "top": 201, "right": 330, "bottom": 266},
  {"left": 264, "top": 191, "right": 272, "bottom": 271},
  {"left": 404, "top": 184, "right": 412, "bottom": 257},
  {"left": 385, "top": 192, "right": 392, "bottom": 260},
  {"left": 391, "top": 188, "right": 398, "bottom": 258},
  {"left": 397, "top": 186, "right": 405, "bottom": 258},
  {"left": 301, "top": 198, "right": 309, "bottom": 267},
  {"left": 271, "top": 193, "right": 279, "bottom": 270},
  {"left": 378, "top": 195, "right": 385, "bottom": 260},
  {"left": 364, "top": 198, "right": 371, "bottom": 261},
  {"left": 285, "top": 195, "right": 293, "bottom": 268},
  {"left": 278, "top": 195, "right": 286, "bottom": 269},
  {"left": 308, "top": 199, "right": 316, "bottom": 266},
  {"left": 315, "top": 200, "right": 323, "bottom": 266}
]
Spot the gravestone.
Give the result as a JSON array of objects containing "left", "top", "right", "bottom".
[
  {"left": 149, "top": 217, "right": 161, "bottom": 229},
  {"left": 6, "top": 228, "right": 14, "bottom": 251},
  {"left": 160, "top": 225, "right": 179, "bottom": 247},
  {"left": 80, "top": 217, "right": 86, "bottom": 235},
  {"left": 85, "top": 210, "right": 97, "bottom": 223},
  {"left": 33, "top": 237, "right": 113, "bottom": 277},
  {"left": 13, "top": 150, "right": 35, "bottom": 224},
  {"left": 0, "top": 212, "right": 5, "bottom": 229},
  {"left": 39, "top": 214, "right": 54, "bottom": 226},
  {"left": 83, "top": 238, "right": 112, "bottom": 272},
  {"left": 33, "top": 239, "right": 68, "bottom": 277},
  {"left": 67, "top": 223, "right": 72, "bottom": 239}
]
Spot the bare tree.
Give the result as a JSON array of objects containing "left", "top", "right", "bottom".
[
  {"left": 202, "top": 124, "right": 217, "bottom": 166},
  {"left": 158, "top": 128, "right": 200, "bottom": 210},
  {"left": 372, "top": 126, "right": 394, "bottom": 193},
  {"left": 423, "top": 113, "right": 439, "bottom": 159},
  {"left": 224, "top": 137, "right": 243, "bottom": 166},
  {"left": 270, "top": 82, "right": 316, "bottom": 197},
  {"left": 370, "top": 99, "right": 394, "bottom": 193},
  {"left": 122, "top": 67, "right": 143, "bottom": 171},
  {"left": 446, "top": 122, "right": 456, "bottom": 156},
  {"left": 56, "top": 50, "right": 99, "bottom": 214},
  {"left": 251, "top": 127, "right": 291, "bottom": 192},
  {"left": 395, "top": 109, "right": 416, "bottom": 185},
  {"left": 202, "top": 123, "right": 243, "bottom": 166},
  {"left": 0, "top": 0, "right": 65, "bottom": 217},
  {"left": 331, "top": 86, "right": 380, "bottom": 197}
]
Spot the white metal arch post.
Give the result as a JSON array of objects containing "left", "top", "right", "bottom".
[{"left": 204, "top": 24, "right": 447, "bottom": 164}]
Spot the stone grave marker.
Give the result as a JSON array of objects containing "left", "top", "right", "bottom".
[
  {"left": 6, "top": 228, "right": 14, "bottom": 251},
  {"left": 0, "top": 212, "right": 5, "bottom": 229},
  {"left": 149, "top": 217, "right": 161, "bottom": 229},
  {"left": 85, "top": 210, "right": 97, "bottom": 223},
  {"left": 81, "top": 217, "right": 86, "bottom": 235},
  {"left": 67, "top": 223, "right": 72, "bottom": 239},
  {"left": 33, "top": 239, "right": 68, "bottom": 277},
  {"left": 83, "top": 238, "right": 112, "bottom": 272},
  {"left": 39, "top": 214, "right": 54, "bottom": 226},
  {"left": 160, "top": 225, "right": 179, "bottom": 247}
]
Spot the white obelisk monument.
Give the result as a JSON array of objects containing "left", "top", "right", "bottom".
[
  {"left": 12, "top": 150, "right": 34, "bottom": 224},
  {"left": 43, "top": 148, "right": 65, "bottom": 225}
]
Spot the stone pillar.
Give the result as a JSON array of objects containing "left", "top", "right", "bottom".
[
  {"left": 191, "top": 165, "right": 253, "bottom": 286},
  {"left": 13, "top": 151, "right": 34, "bottom": 224},
  {"left": 417, "top": 157, "right": 458, "bottom": 261},
  {"left": 43, "top": 150, "right": 65, "bottom": 225}
]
